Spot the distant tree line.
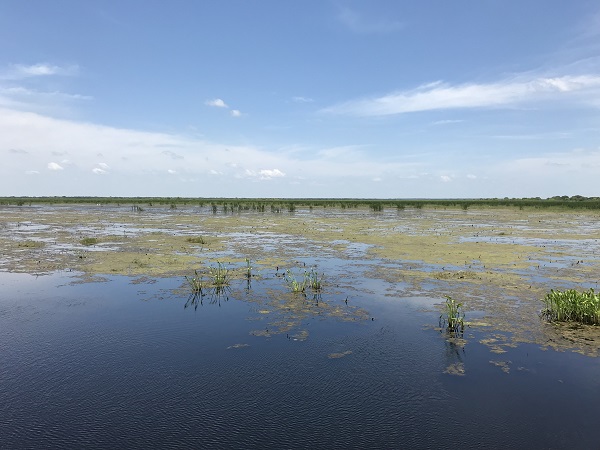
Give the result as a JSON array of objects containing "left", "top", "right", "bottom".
[{"left": 1, "top": 196, "right": 600, "bottom": 210}]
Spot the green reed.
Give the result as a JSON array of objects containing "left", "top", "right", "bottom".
[
  {"left": 307, "top": 268, "right": 323, "bottom": 291},
  {"left": 284, "top": 270, "right": 307, "bottom": 294},
  {"left": 541, "top": 288, "right": 600, "bottom": 325},
  {"left": 209, "top": 262, "right": 231, "bottom": 286},
  {"left": 245, "top": 258, "right": 252, "bottom": 279},
  {"left": 185, "top": 269, "right": 205, "bottom": 295},
  {"left": 440, "top": 295, "right": 465, "bottom": 333}
]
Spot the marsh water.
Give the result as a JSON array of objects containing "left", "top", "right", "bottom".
[{"left": 1, "top": 205, "right": 600, "bottom": 449}]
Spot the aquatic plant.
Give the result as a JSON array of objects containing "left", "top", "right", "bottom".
[
  {"left": 209, "top": 262, "right": 231, "bottom": 286},
  {"left": 440, "top": 296, "right": 465, "bottom": 333},
  {"left": 80, "top": 237, "right": 98, "bottom": 246},
  {"left": 186, "top": 236, "right": 206, "bottom": 245},
  {"left": 17, "top": 240, "right": 44, "bottom": 248},
  {"left": 307, "top": 268, "right": 323, "bottom": 292},
  {"left": 185, "top": 269, "right": 205, "bottom": 295},
  {"left": 245, "top": 258, "right": 252, "bottom": 279},
  {"left": 541, "top": 288, "right": 600, "bottom": 325},
  {"left": 284, "top": 270, "right": 307, "bottom": 294}
]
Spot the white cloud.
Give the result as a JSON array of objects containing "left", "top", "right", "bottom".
[
  {"left": 47, "top": 162, "right": 63, "bottom": 171},
  {"left": 230, "top": 109, "right": 241, "bottom": 117},
  {"left": 322, "top": 75, "right": 600, "bottom": 116},
  {"left": 467, "top": 174, "right": 477, "bottom": 179},
  {"left": 0, "top": 86, "right": 92, "bottom": 117},
  {"left": 167, "top": 169, "right": 177, "bottom": 174},
  {"left": 292, "top": 96, "right": 314, "bottom": 103},
  {"left": 440, "top": 175, "right": 452, "bottom": 182},
  {"left": 259, "top": 168, "right": 285, "bottom": 179},
  {"left": 92, "top": 168, "right": 107, "bottom": 175},
  {"left": 25, "top": 170, "right": 39, "bottom": 175},
  {"left": 432, "top": 119, "right": 464, "bottom": 126},
  {"left": 97, "top": 162, "right": 110, "bottom": 169},
  {"left": 3, "top": 63, "right": 79, "bottom": 79},
  {"left": 337, "top": 7, "right": 403, "bottom": 34},
  {"left": 205, "top": 98, "right": 228, "bottom": 108}
]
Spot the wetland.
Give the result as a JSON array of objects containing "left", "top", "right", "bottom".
[{"left": 1, "top": 202, "right": 599, "bottom": 448}]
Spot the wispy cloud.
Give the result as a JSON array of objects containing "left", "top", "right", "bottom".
[
  {"left": 244, "top": 168, "right": 286, "bottom": 180},
  {"left": 230, "top": 109, "right": 241, "bottom": 117},
  {"left": 2, "top": 63, "right": 79, "bottom": 80},
  {"left": 322, "top": 75, "right": 600, "bottom": 116},
  {"left": 47, "top": 162, "right": 64, "bottom": 171},
  {"left": 205, "top": 98, "right": 228, "bottom": 108},
  {"left": 9, "top": 148, "right": 28, "bottom": 154},
  {"left": 337, "top": 7, "right": 403, "bottom": 34},
  {"left": 162, "top": 150, "right": 184, "bottom": 159},
  {"left": 432, "top": 119, "right": 464, "bottom": 126},
  {"left": 292, "top": 96, "right": 314, "bottom": 103}
]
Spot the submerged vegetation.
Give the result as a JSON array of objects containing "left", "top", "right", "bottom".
[
  {"left": 17, "top": 240, "right": 44, "bottom": 248},
  {"left": 80, "top": 237, "right": 98, "bottom": 246},
  {"left": 186, "top": 236, "right": 206, "bottom": 245},
  {"left": 541, "top": 289, "right": 600, "bottom": 326}
]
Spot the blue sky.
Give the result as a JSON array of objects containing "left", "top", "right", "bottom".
[{"left": 1, "top": 1, "right": 599, "bottom": 198}]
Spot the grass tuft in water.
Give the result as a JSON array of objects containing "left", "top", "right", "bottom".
[
  {"left": 245, "top": 258, "right": 252, "bottom": 279},
  {"left": 186, "top": 236, "right": 206, "bottom": 245},
  {"left": 80, "top": 237, "right": 98, "bottom": 246},
  {"left": 541, "top": 288, "right": 600, "bottom": 325},
  {"left": 209, "top": 262, "right": 231, "bottom": 286},
  {"left": 307, "top": 268, "right": 323, "bottom": 291},
  {"left": 185, "top": 269, "right": 205, "bottom": 295},
  {"left": 440, "top": 295, "right": 465, "bottom": 333},
  {"left": 284, "top": 270, "right": 307, "bottom": 294}
]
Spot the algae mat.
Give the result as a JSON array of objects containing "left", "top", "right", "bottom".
[{"left": 1, "top": 204, "right": 599, "bottom": 355}]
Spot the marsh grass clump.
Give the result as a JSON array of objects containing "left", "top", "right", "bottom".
[
  {"left": 80, "top": 237, "right": 98, "bottom": 246},
  {"left": 307, "top": 268, "right": 323, "bottom": 291},
  {"left": 284, "top": 270, "right": 307, "bottom": 294},
  {"left": 541, "top": 288, "right": 600, "bottom": 325},
  {"left": 209, "top": 262, "right": 231, "bottom": 286},
  {"left": 185, "top": 269, "right": 205, "bottom": 295},
  {"left": 440, "top": 295, "right": 465, "bottom": 333},
  {"left": 18, "top": 240, "right": 44, "bottom": 248},
  {"left": 186, "top": 236, "right": 206, "bottom": 245}
]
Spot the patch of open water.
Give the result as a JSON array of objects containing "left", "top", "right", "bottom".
[{"left": 1, "top": 270, "right": 599, "bottom": 449}]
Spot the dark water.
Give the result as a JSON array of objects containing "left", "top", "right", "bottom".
[{"left": 1, "top": 271, "right": 599, "bottom": 449}]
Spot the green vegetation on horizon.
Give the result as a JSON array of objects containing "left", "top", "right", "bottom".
[{"left": 2, "top": 195, "right": 600, "bottom": 210}]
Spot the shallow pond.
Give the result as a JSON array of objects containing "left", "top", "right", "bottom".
[
  {"left": 1, "top": 269, "right": 599, "bottom": 449},
  {"left": 1, "top": 205, "right": 600, "bottom": 448}
]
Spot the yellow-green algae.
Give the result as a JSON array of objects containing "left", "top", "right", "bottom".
[{"left": 1, "top": 204, "right": 599, "bottom": 356}]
